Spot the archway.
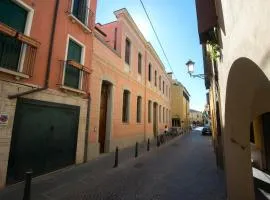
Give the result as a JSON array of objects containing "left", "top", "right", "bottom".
[{"left": 224, "top": 57, "right": 270, "bottom": 200}]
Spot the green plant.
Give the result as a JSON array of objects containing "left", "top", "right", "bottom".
[{"left": 207, "top": 40, "right": 221, "bottom": 61}]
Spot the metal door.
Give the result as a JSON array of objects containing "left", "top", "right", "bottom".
[{"left": 7, "top": 98, "right": 80, "bottom": 184}]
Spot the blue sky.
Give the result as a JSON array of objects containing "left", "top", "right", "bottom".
[{"left": 96, "top": 0, "right": 206, "bottom": 111}]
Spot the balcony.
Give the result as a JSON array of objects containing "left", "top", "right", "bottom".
[
  {"left": 0, "top": 22, "right": 39, "bottom": 79},
  {"left": 59, "top": 60, "right": 91, "bottom": 94},
  {"left": 195, "top": 0, "right": 218, "bottom": 43},
  {"left": 66, "top": 0, "right": 95, "bottom": 33}
]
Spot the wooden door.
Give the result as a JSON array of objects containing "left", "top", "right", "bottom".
[
  {"left": 263, "top": 113, "right": 270, "bottom": 171},
  {"left": 99, "top": 83, "right": 109, "bottom": 153}
]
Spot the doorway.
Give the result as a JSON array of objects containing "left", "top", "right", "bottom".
[
  {"left": 153, "top": 102, "right": 158, "bottom": 137},
  {"left": 7, "top": 98, "right": 79, "bottom": 184},
  {"left": 98, "top": 81, "right": 112, "bottom": 153}
]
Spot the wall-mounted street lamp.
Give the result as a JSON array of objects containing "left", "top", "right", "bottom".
[{"left": 185, "top": 59, "right": 207, "bottom": 79}]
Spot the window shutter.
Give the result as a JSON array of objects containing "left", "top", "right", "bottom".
[{"left": 0, "top": 0, "right": 27, "bottom": 33}]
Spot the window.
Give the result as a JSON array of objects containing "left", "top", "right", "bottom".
[
  {"left": 137, "top": 96, "right": 142, "bottom": 123},
  {"left": 159, "top": 76, "right": 161, "bottom": 90},
  {"left": 122, "top": 90, "right": 130, "bottom": 123},
  {"left": 64, "top": 39, "right": 83, "bottom": 89},
  {"left": 159, "top": 105, "right": 162, "bottom": 123},
  {"left": 72, "top": 0, "right": 89, "bottom": 24},
  {"left": 138, "top": 53, "right": 142, "bottom": 74},
  {"left": 148, "top": 63, "right": 152, "bottom": 81},
  {"left": 167, "top": 109, "right": 169, "bottom": 123},
  {"left": 148, "top": 100, "right": 152, "bottom": 123},
  {"left": 154, "top": 70, "right": 157, "bottom": 86},
  {"left": 125, "top": 38, "right": 131, "bottom": 64},
  {"left": 163, "top": 81, "right": 165, "bottom": 94},
  {"left": 114, "top": 28, "right": 117, "bottom": 50},
  {"left": 0, "top": 0, "right": 28, "bottom": 72},
  {"left": 163, "top": 107, "right": 165, "bottom": 123}
]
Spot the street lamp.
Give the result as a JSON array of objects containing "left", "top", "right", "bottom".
[{"left": 185, "top": 59, "right": 207, "bottom": 79}]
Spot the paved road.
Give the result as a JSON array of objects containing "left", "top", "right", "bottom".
[
  {"left": 63, "top": 130, "right": 226, "bottom": 200},
  {"left": 0, "top": 130, "right": 226, "bottom": 200}
]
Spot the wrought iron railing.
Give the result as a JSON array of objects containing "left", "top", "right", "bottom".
[
  {"left": 66, "top": 0, "right": 95, "bottom": 30},
  {"left": 0, "top": 22, "right": 39, "bottom": 77},
  {"left": 59, "top": 60, "right": 91, "bottom": 93}
]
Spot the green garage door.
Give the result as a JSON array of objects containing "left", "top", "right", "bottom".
[{"left": 7, "top": 98, "right": 80, "bottom": 184}]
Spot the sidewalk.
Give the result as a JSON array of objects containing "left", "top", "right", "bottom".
[{"left": 0, "top": 134, "right": 182, "bottom": 200}]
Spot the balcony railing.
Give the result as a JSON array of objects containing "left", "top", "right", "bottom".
[
  {"left": 66, "top": 0, "right": 95, "bottom": 31},
  {"left": 59, "top": 60, "right": 91, "bottom": 94},
  {"left": 0, "top": 22, "right": 39, "bottom": 77}
]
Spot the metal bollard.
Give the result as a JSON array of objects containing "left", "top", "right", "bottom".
[
  {"left": 135, "top": 142, "right": 139, "bottom": 158},
  {"left": 157, "top": 136, "right": 160, "bottom": 147},
  {"left": 113, "top": 146, "right": 119, "bottom": 168},
  {"left": 23, "top": 171, "right": 33, "bottom": 200},
  {"left": 147, "top": 138, "right": 150, "bottom": 151}
]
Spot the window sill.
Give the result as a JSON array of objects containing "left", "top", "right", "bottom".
[
  {"left": 122, "top": 122, "right": 130, "bottom": 125},
  {"left": 60, "top": 85, "right": 86, "bottom": 95},
  {"left": 68, "top": 14, "right": 92, "bottom": 34},
  {"left": 0, "top": 67, "right": 29, "bottom": 79}
]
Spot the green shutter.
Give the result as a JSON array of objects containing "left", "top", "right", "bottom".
[
  {"left": 65, "top": 39, "right": 82, "bottom": 89},
  {"left": 0, "top": 0, "right": 27, "bottom": 33},
  {"left": 67, "top": 40, "right": 82, "bottom": 62}
]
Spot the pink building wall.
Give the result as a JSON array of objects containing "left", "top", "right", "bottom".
[{"left": 88, "top": 8, "right": 172, "bottom": 158}]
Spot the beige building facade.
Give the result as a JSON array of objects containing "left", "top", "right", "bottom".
[
  {"left": 171, "top": 79, "right": 190, "bottom": 129},
  {"left": 189, "top": 109, "right": 203, "bottom": 125},
  {"left": 196, "top": 0, "right": 270, "bottom": 199}
]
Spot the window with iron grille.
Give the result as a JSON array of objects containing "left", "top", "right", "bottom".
[
  {"left": 0, "top": 0, "right": 27, "bottom": 72},
  {"left": 125, "top": 38, "right": 131, "bottom": 65},
  {"left": 72, "top": 0, "right": 89, "bottom": 24},
  {"left": 138, "top": 53, "right": 142, "bottom": 74},
  {"left": 148, "top": 100, "right": 152, "bottom": 123},
  {"left": 122, "top": 90, "right": 130, "bottom": 123},
  {"left": 137, "top": 96, "right": 142, "bottom": 123}
]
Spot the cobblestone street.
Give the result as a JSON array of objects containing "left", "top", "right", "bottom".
[{"left": 0, "top": 130, "right": 226, "bottom": 200}]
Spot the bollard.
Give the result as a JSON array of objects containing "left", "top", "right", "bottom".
[
  {"left": 157, "top": 136, "right": 160, "bottom": 147},
  {"left": 113, "top": 146, "right": 119, "bottom": 168},
  {"left": 147, "top": 138, "right": 150, "bottom": 151},
  {"left": 135, "top": 142, "right": 139, "bottom": 158},
  {"left": 23, "top": 171, "right": 32, "bottom": 200}
]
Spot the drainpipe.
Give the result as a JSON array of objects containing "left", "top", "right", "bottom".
[
  {"left": 84, "top": 94, "right": 91, "bottom": 163},
  {"left": 8, "top": 0, "right": 60, "bottom": 99}
]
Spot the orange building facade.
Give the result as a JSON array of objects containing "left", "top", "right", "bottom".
[
  {"left": 88, "top": 9, "right": 172, "bottom": 158},
  {"left": 0, "top": 0, "right": 97, "bottom": 187}
]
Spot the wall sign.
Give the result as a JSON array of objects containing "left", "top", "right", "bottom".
[{"left": 0, "top": 114, "right": 8, "bottom": 125}]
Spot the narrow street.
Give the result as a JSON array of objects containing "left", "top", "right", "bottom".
[{"left": 0, "top": 130, "right": 226, "bottom": 200}]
